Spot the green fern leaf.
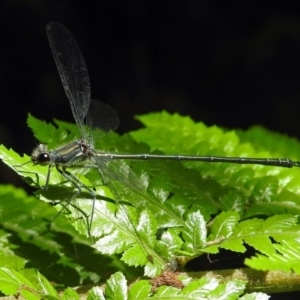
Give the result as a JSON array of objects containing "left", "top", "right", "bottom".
[
  {"left": 245, "top": 235, "right": 300, "bottom": 273},
  {"left": 2, "top": 110, "right": 300, "bottom": 285},
  {"left": 105, "top": 272, "right": 127, "bottom": 300}
]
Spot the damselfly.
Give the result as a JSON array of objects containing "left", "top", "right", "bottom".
[{"left": 32, "top": 22, "right": 300, "bottom": 235}]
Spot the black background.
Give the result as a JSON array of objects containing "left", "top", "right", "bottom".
[{"left": 1, "top": 1, "right": 300, "bottom": 188}]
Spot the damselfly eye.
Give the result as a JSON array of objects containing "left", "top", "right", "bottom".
[{"left": 38, "top": 153, "right": 51, "bottom": 165}]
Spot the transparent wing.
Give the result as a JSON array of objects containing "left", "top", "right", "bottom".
[
  {"left": 46, "top": 22, "right": 90, "bottom": 138},
  {"left": 86, "top": 99, "right": 119, "bottom": 133}
]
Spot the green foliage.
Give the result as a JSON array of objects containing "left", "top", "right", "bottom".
[{"left": 1, "top": 111, "right": 300, "bottom": 297}]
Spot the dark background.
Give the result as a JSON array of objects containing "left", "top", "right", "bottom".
[{"left": 2, "top": 1, "right": 300, "bottom": 188}]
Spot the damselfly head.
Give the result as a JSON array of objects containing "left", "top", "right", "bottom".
[{"left": 31, "top": 144, "right": 51, "bottom": 166}]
